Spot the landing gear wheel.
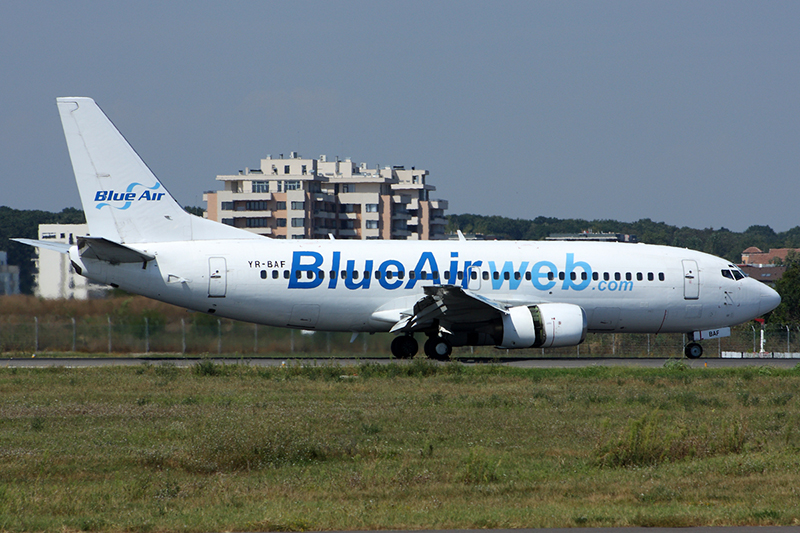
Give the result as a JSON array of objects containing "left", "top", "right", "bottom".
[
  {"left": 684, "top": 342, "right": 703, "bottom": 359},
  {"left": 391, "top": 335, "right": 418, "bottom": 359},
  {"left": 424, "top": 337, "right": 452, "bottom": 361}
]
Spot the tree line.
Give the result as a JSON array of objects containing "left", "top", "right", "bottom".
[{"left": 447, "top": 214, "right": 800, "bottom": 265}]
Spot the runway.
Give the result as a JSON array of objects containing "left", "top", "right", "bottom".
[{"left": 1, "top": 355, "right": 798, "bottom": 369}]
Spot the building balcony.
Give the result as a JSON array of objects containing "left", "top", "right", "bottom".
[
  {"left": 431, "top": 217, "right": 448, "bottom": 226},
  {"left": 339, "top": 212, "right": 359, "bottom": 220},
  {"left": 220, "top": 209, "right": 272, "bottom": 217},
  {"left": 392, "top": 212, "right": 411, "bottom": 221},
  {"left": 312, "top": 210, "right": 337, "bottom": 220},
  {"left": 430, "top": 199, "right": 448, "bottom": 210},
  {"left": 338, "top": 229, "right": 359, "bottom": 238}
]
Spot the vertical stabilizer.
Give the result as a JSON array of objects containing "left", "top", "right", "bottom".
[{"left": 56, "top": 97, "right": 256, "bottom": 243}]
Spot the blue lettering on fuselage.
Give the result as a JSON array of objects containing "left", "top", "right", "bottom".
[{"left": 284, "top": 251, "right": 630, "bottom": 293}]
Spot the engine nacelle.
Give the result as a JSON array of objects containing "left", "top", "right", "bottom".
[{"left": 499, "top": 303, "right": 587, "bottom": 349}]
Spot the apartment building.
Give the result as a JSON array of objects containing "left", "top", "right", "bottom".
[
  {"left": 0, "top": 251, "right": 20, "bottom": 295},
  {"left": 204, "top": 153, "right": 448, "bottom": 240}
]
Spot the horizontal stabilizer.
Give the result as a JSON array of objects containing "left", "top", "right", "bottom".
[
  {"left": 12, "top": 238, "right": 71, "bottom": 254},
  {"left": 77, "top": 237, "right": 154, "bottom": 264}
]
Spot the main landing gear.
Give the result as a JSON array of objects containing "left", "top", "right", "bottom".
[
  {"left": 390, "top": 335, "right": 418, "bottom": 359},
  {"left": 684, "top": 342, "right": 703, "bottom": 359},
  {"left": 390, "top": 334, "right": 452, "bottom": 361},
  {"left": 424, "top": 335, "right": 452, "bottom": 361}
]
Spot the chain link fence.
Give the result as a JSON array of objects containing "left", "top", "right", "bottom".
[{"left": 2, "top": 316, "right": 799, "bottom": 358}]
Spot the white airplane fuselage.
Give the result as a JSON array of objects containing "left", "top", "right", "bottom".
[{"left": 69, "top": 237, "right": 775, "bottom": 335}]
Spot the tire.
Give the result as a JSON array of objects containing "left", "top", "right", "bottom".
[
  {"left": 684, "top": 342, "right": 703, "bottom": 359},
  {"left": 424, "top": 337, "right": 452, "bottom": 361},
  {"left": 391, "top": 335, "right": 417, "bottom": 359}
]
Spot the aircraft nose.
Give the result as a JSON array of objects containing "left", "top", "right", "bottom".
[{"left": 757, "top": 282, "right": 781, "bottom": 316}]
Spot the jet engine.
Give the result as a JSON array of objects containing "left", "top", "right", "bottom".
[{"left": 499, "top": 303, "right": 587, "bottom": 349}]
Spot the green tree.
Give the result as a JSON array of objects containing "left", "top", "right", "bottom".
[{"left": 770, "top": 253, "right": 800, "bottom": 325}]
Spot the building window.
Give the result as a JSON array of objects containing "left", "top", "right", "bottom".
[
  {"left": 291, "top": 235, "right": 305, "bottom": 239},
  {"left": 221, "top": 218, "right": 234, "bottom": 226},
  {"left": 246, "top": 201, "right": 269, "bottom": 211},
  {"left": 366, "top": 220, "right": 379, "bottom": 229},
  {"left": 291, "top": 201, "right": 305, "bottom": 210},
  {"left": 276, "top": 218, "right": 287, "bottom": 227},
  {"left": 284, "top": 165, "right": 290, "bottom": 174},
  {"left": 252, "top": 181, "right": 269, "bottom": 193},
  {"left": 291, "top": 218, "right": 304, "bottom": 227},
  {"left": 275, "top": 201, "right": 286, "bottom": 210},
  {"left": 342, "top": 184, "right": 355, "bottom": 193},
  {"left": 366, "top": 203, "right": 379, "bottom": 213},
  {"left": 246, "top": 218, "right": 269, "bottom": 228},
  {"left": 301, "top": 165, "right": 307, "bottom": 175},
  {"left": 284, "top": 181, "right": 301, "bottom": 191},
  {"left": 221, "top": 202, "right": 233, "bottom": 211}
]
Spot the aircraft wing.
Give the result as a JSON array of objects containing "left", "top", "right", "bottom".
[{"left": 390, "top": 285, "right": 511, "bottom": 333}]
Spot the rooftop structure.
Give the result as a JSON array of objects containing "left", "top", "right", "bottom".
[
  {"left": 741, "top": 247, "right": 800, "bottom": 266},
  {"left": 204, "top": 153, "right": 448, "bottom": 240},
  {"left": 0, "top": 251, "right": 20, "bottom": 295}
]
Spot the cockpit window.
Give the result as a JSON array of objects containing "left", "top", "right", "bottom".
[
  {"left": 732, "top": 270, "right": 744, "bottom": 280},
  {"left": 721, "top": 270, "right": 734, "bottom": 280}
]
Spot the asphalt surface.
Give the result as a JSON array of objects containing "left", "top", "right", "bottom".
[{"left": 1, "top": 355, "right": 798, "bottom": 368}]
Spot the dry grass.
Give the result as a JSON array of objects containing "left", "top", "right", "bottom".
[{"left": 0, "top": 362, "right": 798, "bottom": 531}]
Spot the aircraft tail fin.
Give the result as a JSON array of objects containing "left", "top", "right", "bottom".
[{"left": 56, "top": 97, "right": 258, "bottom": 244}]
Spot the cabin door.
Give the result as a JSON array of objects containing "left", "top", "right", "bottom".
[
  {"left": 208, "top": 257, "right": 227, "bottom": 298},
  {"left": 682, "top": 260, "right": 699, "bottom": 300}
]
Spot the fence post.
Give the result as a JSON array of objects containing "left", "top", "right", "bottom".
[
  {"left": 72, "top": 317, "right": 76, "bottom": 352},
  {"left": 107, "top": 315, "right": 112, "bottom": 353},
  {"left": 145, "top": 317, "right": 149, "bottom": 354},
  {"left": 647, "top": 334, "right": 650, "bottom": 357},
  {"left": 254, "top": 324, "right": 258, "bottom": 354},
  {"left": 291, "top": 329, "right": 294, "bottom": 353},
  {"left": 181, "top": 318, "right": 186, "bottom": 355},
  {"left": 34, "top": 317, "right": 38, "bottom": 353},
  {"left": 217, "top": 319, "right": 222, "bottom": 355},
  {"left": 326, "top": 332, "right": 331, "bottom": 353}
]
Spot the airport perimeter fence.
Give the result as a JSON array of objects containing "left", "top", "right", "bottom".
[{"left": 1, "top": 316, "right": 799, "bottom": 358}]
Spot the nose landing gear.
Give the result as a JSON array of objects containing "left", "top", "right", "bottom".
[{"left": 684, "top": 342, "right": 703, "bottom": 359}]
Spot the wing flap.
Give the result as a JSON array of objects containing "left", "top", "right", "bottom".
[
  {"left": 12, "top": 238, "right": 71, "bottom": 254},
  {"left": 390, "top": 284, "right": 511, "bottom": 333}
]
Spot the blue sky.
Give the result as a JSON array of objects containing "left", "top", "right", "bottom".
[{"left": 1, "top": 1, "right": 798, "bottom": 231}]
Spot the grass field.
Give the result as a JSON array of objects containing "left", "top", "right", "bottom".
[{"left": 0, "top": 360, "right": 799, "bottom": 532}]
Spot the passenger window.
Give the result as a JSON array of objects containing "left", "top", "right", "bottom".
[
  {"left": 283, "top": 270, "right": 290, "bottom": 279},
  {"left": 398, "top": 272, "right": 405, "bottom": 280},
  {"left": 433, "top": 271, "right": 439, "bottom": 280},
  {"left": 421, "top": 271, "right": 428, "bottom": 280},
  {"left": 581, "top": 272, "right": 587, "bottom": 280},
  {"left": 548, "top": 272, "right": 554, "bottom": 281},
  {"left": 483, "top": 271, "right": 490, "bottom": 280},
  {"left": 307, "top": 271, "right": 314, "bottom": 279},
  {"left": 457, "top": 271, "right": 463, "bottom": 280},
  {"left": 504, "top": 272, "right": 510, "bottom": 280},
  {"left": 659, "top": 273, "right": 665, "bottom": 281},
  {"left": 272, "top": 270, "right": 279, "bottom": 279},
  {"left": 615, "top": 273, "right": 621, "bottom": 281},
  {"left": 647, "top": 272, "right": 654, "bottom": 281},
  {"left": 295, "top": 270, "right": 301, "bottom": 279},
  {"left": 636, "top": 273, "right": 643, "bottom": 281},
  {"left": 341, "top": 271, "right": 346, "bottom": 279},
  {"left": 722, "top": 270, "right": 734, "bottom": 280},
  {"left": 559, "top": 272, "right": 565, "bottom": 280},
  {"left": 352, "top": 271, "right": 359, "bottom": 280},
  {"left": 444, "top": 271, "right": 450, "bottom": 281},
  {"left": 626, "top": 273, "right": 632, "bottom": 281},
  {"left": 570, "top": 272, "right": 576, "bottom": 280},
  {"left": 375, "top": 271, "right": 381, "bottom": 280},
  {"left": 364, "top": 271, "right": 370, "bottom": 279},
  {"left": 409, "top": 271, "right": 416, "bottom": 280},
  {"left": 493, "top": 272, "right": 500, "bottom": 280},
  {"left": 385, "top": 271, "right": 392, "bottom": 280},
  {"left": 471, "top": 270, "right": 478, "bottom": 280},
  {"left": 604, "top": 272, "right": 610, "bottom": 281},
  {"left": 318, "top": 270, "right": 324, "bottom": 279},
  {"left": 514, "top": 272, "right": 521, "bottom": 280},
  {"left": 592, "top": 272, "right": 599, "bottom": 281},
  {"left": 260, "top": 270, "right": 267, "bottom": 279},
  {"left": 525, "top": 272, "right": 531, "bottom": 281}
]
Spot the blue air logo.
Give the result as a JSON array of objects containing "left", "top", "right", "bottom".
[
  {"left": 94, "top": 182, "right": 165, "bottom": 210},
  {"left": 282, "top": 251, "right": 634, "bottom": 293}
]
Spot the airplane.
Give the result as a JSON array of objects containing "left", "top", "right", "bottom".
[{"left": 15, "top": 97, "right": 781, "bottom": 360}]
